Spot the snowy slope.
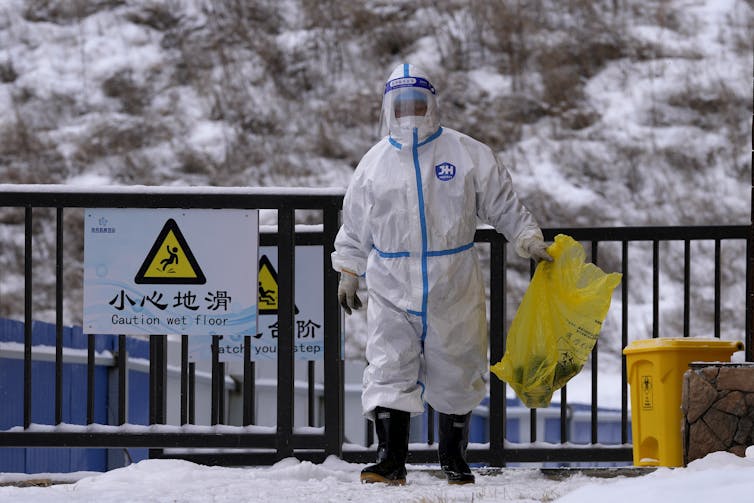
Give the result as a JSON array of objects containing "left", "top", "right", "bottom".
[{"left": 0, "top": 0, "right": 751, "bottom": 370}]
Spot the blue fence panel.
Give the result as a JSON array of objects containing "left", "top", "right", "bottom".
[
  {"left": 506, "top": 418, "right": 520, "bottom": 442},
  {"left": 0, "top": 320, "right": 119, "bottom": 472},
  {"left": 0, "top": 318, "right": 23, "bottom": 343},
  {"left": 469, "top": 414, "right": 487, "bottom": 443},
  {"left": 27, "top": 358, "right": 70, "bottom": 472},
  {"left": 0, "top": 357, "right": 25, "bottom": 471},
  {"left": 544, "top": 417, "right": 560, "bottom": 443},
  {"left": 571, "top": 417, "right": 632, "bottom": 444}
]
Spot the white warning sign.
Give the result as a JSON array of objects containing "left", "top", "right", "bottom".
[
  {"left": 188, "top": 245, "right": 323, "bottom": 362},
  {"left": 83, "top": 208, "right": 258, "bottom": 337}
]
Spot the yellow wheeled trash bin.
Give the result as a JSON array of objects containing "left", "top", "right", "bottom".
[{"left": 623, "top": 337, "right": 743, "bottom": 467}]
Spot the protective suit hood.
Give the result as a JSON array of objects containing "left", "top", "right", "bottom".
[{"left": 381, "top": 63, "right": 440, "bottom": 144}]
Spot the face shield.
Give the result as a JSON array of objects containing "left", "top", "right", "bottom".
[
  {"left": 394, "top": 89, "right": 429, "bottom": 119},
  {"left": 380, "top": 70, "right": 440, "bottom": 143}
]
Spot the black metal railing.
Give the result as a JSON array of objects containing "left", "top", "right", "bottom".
[
  {"left": 0, "top": 185, "right": 749, "bottom": 468},
  {"left": 0, "top": 186, "right": 344, "bottom": 463}
]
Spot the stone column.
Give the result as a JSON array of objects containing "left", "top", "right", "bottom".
[{"left": 682, "top": 363, "right": 754, "bottom": 465}]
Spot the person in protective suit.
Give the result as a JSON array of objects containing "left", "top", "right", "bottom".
[{"left": 332, "top": 63, "right": 551, "bottom": 485}]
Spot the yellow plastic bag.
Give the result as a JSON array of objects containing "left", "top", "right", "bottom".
[{"left": 490, "top": 234, "right": 622, "bottom": 408}]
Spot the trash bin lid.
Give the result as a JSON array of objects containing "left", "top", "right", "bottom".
[{"left": 622, "top": 337, "right": 743, "bottom": 355}]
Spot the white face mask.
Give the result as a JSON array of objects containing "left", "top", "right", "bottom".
[{"left": 396, "top": 116, "right": 423, "bottom": 132}]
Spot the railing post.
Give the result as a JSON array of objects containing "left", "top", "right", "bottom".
[
  {"left": 488, "top": 233, "right": 506, "bottom": 466},
  {"left": 308, "top": 361, "right": 316, "bottom": 427},
  {"left": 118, "top": 334, "right": 127, "bottom": 425},
  {"left": 426, "top": 407, "right": 435, "bottom": 445},
  {"left": 652, "top": 240, "right": 659, "bottom": 339},
  {"left": 621, "top": 240, "right": 629, "bottom": 443},
  {"left": 746, "top": 232, "right": 754, "bottom": 362},
  {"left": 55, "top": 207, "right": 64, "bottom": 425},
  {"left": 528, "top": 259, "right": 537, "bottom": 443},
  {"left": 149, "top": 334, "right": 167, "bottom": 425},
  {"left": 23, "top": 206, "right": 32, "bottom": 429},
  {"left": 277, "top": 207, "right": 295, "bottom": 459},
  {"left": 211, "top": 335, "right": 220, "bottom": 425},
  {"left": 148, "top": 333, "right": 167, "bottom": 460},
  {"left": 323, "top": 205, "right": 343, "bottom": 457},
  {"left": 189, "top": 362, "right": 196, "bottom": 424},
  {"left": 181, "top": 334, "right": 188, "bottom": 425},
  {"left": 591, "top": 240, "right": 600, "bottom": 444},
  {"left": 87, "top": 334, "right": 95, "bottom": 423},
  {"left": 243, "top": 337, "right": 255, "bottom": 426},
  {"left": 748, "top": 154, "right": 753, "bottom": 360},
  {"left": 683, "top": 239, "right": 691, "bottom": 337}
]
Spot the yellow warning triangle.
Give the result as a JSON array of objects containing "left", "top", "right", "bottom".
[
  {"left": 135, "top": 219, "right": 206, "bottom": 284},
  {"left": 258, "top": 255, "right": 298, "bottom": 315}
]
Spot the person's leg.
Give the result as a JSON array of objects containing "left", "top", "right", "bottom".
[
  {"left": 360, "top": 291, "right": 424, "bottom": 484},
  {"left": 421, "top": 296, "right": 487, "bottom": 415},
  {"left": 422, "top": 259, "right": 488, "bottom": 484},
  {"left": 438, "top": 412, "right": 475, "bottom": 484},
  {"left": 360, "top": 407, "right": 411, "bottom": 485},
  {"left": 426, "top": 331, "right": 482, "bottom": 485},
  {"left": 361, "top": 291, "right": 425, "bottom": 418}
]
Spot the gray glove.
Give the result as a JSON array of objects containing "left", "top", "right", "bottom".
[
  {"left": 337, "top": 271, "right": 362, "bottom": 315},
  {"left": 516, "top": 231, "right": 553, "bottom": 264}
]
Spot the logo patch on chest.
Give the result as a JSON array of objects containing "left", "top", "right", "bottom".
[{"left": 435, "top": 162, "right": 456, "bottom": 181}]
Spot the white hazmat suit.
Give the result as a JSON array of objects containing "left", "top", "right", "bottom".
[{"left": 332, "top": 63, "right": 546, "bottom": 419}]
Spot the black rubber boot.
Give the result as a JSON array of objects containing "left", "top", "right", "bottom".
[
  {"left": 360, "top": 407, "right": 410, "bottom": 485},
  {"left": 438, "top": 412, "right": 475, "bottom": 484},
  {"left": 374, "top": 408, "right": 388, "bottom": 464}
]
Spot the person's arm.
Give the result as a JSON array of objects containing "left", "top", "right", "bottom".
[
  {"left": 331, "top": 168, "right": 373, "bottom": 277},
  {"left": 331, "top": 167, "right": 372, "bottom": 315},
  {"left": 473, "top": 142, "right": 551, "bottom": 262}
]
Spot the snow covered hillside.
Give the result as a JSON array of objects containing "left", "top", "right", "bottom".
[{"left": 0, "top": 0, "right": 751, "bottom": 366}]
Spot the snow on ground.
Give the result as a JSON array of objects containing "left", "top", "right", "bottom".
[
  {"left": 0, "top": 1, "right": 751, "bottom": 500},
  {"left": 1, "top": 449, "right": 753, "bottom": 502}
]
